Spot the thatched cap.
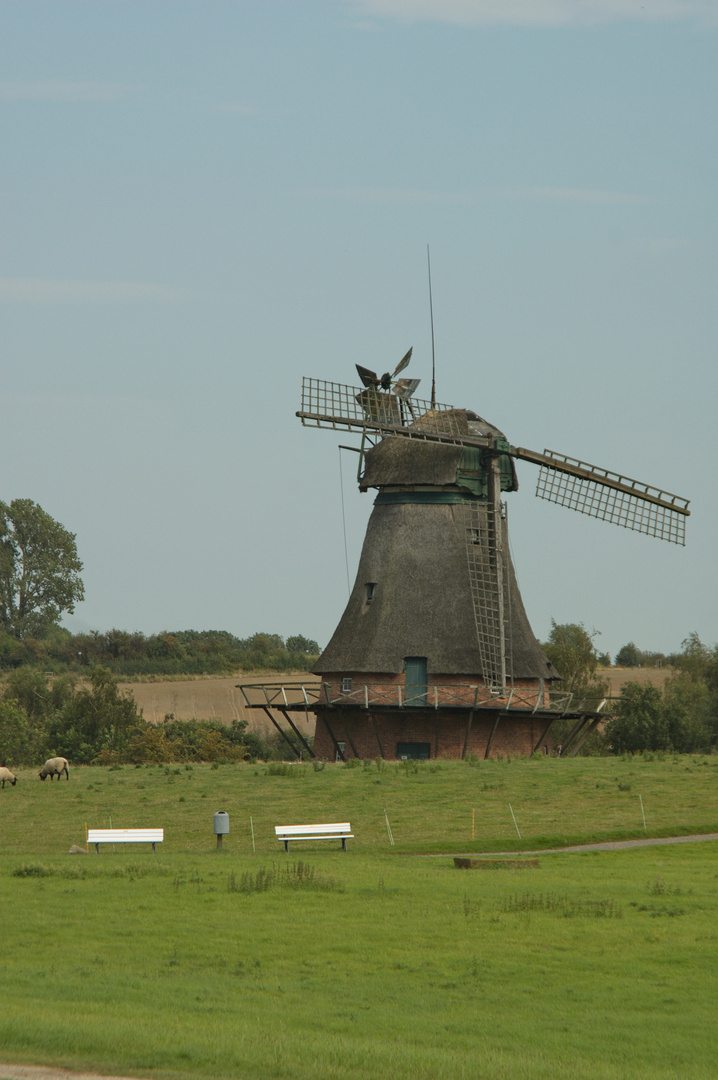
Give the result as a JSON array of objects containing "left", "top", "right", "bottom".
[{"left": 359, "top": 416, "right": 518, "bottom": 494}]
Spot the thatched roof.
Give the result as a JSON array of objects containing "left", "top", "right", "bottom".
[
  {"left": 314, "top": 499, "right": 557, "bottom": 679},
  {"left": 360, "top": 438, "right": 464, "bottom": 490},
  {"left": 360, "top": 411, "right": 519, "bottom": 494}
]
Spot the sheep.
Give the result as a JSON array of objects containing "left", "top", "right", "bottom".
[
  {"left": 0, "top": 767, "right": 17, "bottom": 788},
  {"left": 39, "top": 756, "right": 70, "bottom": 781}
]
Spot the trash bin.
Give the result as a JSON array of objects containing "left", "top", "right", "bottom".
[{"left": 213, "top": 811, "right": 229, "bottom": 848}]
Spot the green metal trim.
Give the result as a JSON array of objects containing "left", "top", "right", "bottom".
[{"left": 375, "top": 490, "right": 481, "bottom": 505}]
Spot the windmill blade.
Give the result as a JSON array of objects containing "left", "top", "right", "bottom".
[
  {"left": 356, "top": 364, "right": 379, "bottom": 388},
  {"left": 513, "top": 447, "right": 690, "bottom": 546},
  {"left": 392, "top": 377, "right": 420, "bottom": 401},
  {"left": 298, "top": 377, "right": 491, "bottom": 446},
  {"left": 463, "top": 500, "right": 509, "bottom": 694},
  {"left": 392, "top": 346, "right": 413, "bottom": 378}
]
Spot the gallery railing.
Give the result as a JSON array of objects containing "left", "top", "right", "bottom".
[{"left": 237, "top": 681, "right": 610, "bottom": 717}]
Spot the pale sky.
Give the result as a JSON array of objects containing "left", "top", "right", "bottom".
[{"left": 1, "top": 0, "right": 716, "bottom": 660}]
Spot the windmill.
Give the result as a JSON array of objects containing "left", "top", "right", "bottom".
[{"left": 287, "top": 358, "right": 690, "bottom": 761}]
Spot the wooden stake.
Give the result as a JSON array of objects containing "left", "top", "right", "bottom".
[
  {"left": 639, "top": 794, "right": 647, "bottom": 831},
  {"left": 509, "top": 803, "right": 522, "bottom": 839}
]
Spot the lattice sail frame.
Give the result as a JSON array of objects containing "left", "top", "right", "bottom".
[
  {"left": 462, "top": 501, "right": 512, "bottom": 694},
  {"left": 298, "top": 378, "right": 487, "bottom": 444},
  {"left": 534, "top": 450, "right": 689, "bottom": 546}
]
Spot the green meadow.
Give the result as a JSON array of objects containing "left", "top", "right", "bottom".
[{"left": 1, "top": 756, "right": 717, "bottom": 1079}]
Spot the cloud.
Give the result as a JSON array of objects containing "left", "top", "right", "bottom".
[
  {"left": 341, "top": 0, "right": 717, "bottom": 27},
  {"left": 0, "top": 279, "right": 198, "bottom": 304},
  {"left": 0, "top": 80, "right": 140, "bottom": 102}
]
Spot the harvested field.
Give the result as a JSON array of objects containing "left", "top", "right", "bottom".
[
  {"left": 598, "top": 665, "right": 674, "bottom": 695},
  {"left": 117, "top": 672, "right": 319, "bottom": 738}
]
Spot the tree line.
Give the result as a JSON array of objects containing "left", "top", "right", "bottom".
[
  {"left": 0, "top": 667, "right": 293, "bottom": 767},
  {"left": 1, "top": 498, "right": 320, "bottom": 675},
  {"left": 542, "top": 623, "right": 718, "bottom": 755},
  {"left": 0, "top": 628, "right": 321, "bottom": 676}
]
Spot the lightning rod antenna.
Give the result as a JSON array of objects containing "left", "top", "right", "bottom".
[{"left": 427, "top": 244, "right": 436, "bottom": 408}]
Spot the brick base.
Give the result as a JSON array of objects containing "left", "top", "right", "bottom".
[{"left": 312, "top": 707, "right": 552, "bottom": 760}]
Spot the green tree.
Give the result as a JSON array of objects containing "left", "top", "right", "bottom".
[
  {"left": 662, "top": 675, "right": 713, "bottom": 753},
  {"left": 542, "top": 620, "right": 608, "bottom": 702},
  {"left": 286, "top": 635, "right": 320, "bottom": 655},
  {"left": 45, "top": 668, "right": 145, "bottom": 764},
  {"left": 605, "top": 682, "right": 667, "bottom": 752},
  {"left": 0, "top": 698, "right": 42, "bottom": 765},
  {"left": 615, "top": 642, "right": 642, "bottom": 668},
  {"left": 0, "top": 500, "right": 84, "bottom": 639},
  {"left": 542, "top": 621, "right": 610, "bottom": 753}
]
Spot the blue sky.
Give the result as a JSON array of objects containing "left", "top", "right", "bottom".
[{"left": 1, "top": 0, "right": 716, "bottom": 660}]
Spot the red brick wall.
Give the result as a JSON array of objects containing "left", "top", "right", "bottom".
[
  {"left": 318, "top": 674, "right": 549, "bottom": 710},
  {"left": 313, "top": 706, "right": 552, "bottom": 760}
]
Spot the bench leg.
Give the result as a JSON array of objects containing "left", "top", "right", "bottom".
[
  {"left": 152, "top": 843, "right": 156, "bottom": 854},
  {"left": 342, "top": 838, "right": 347, "bottom": 852},
  {"left": 284, "top": 840, "right": 290, "bottom": 853},
  {"left": 94, "top": 843, "right": 99, "bottom": 855}
]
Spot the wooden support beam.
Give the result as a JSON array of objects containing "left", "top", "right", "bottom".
[
  {"left": 369, "top": 712, "right": 385, "bottom": 759},
  {"left": 261, "top": 707, "right": 301, "bottom": 760},
  {"left": 320, "top": 712, "right": 346, "bottom": 762},
  {"left": 559, "top": 715, "right": 589, "bottom": 755},
  {"left": 341, "top": 711, "right": 361, "bottom": 760},
  {"left": 461, "top": 710, "right": 475, "bottom": 760},
  {"left": 278, "top": 707, "right": 315, "bottom": 759},
  {"left": 565, "top": 715, "right": 603, "bottom": 757},
  {"left": 484, "top": 712, "right": 503, "bottom": 760},
  {"left": 532, "top": 716, "right": 557, "bottom": 756}
]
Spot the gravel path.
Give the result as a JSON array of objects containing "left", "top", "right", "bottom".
[
  {"left": 425, "top": 831, "right": 718, "bottom": 857},
  {"left": 0, "top": 1069, "right": 146, "bottom": 1080}
]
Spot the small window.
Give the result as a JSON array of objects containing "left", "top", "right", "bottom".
[
  {"left": 365, "top": 582, "right": 376, "bottom": 603},
  {"left": 335, "top": 741, "right": 346, "bottom": 763},
  {"left": 341, "top": 677, "right": 352, "bottom": 693}
]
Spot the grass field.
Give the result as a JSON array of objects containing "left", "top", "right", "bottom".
[{"left": 1, "top": 756, "right": 717, "bottom": 1079}]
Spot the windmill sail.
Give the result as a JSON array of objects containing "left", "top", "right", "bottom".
[
  {"left": 516, "top": 448, "right": 690, "bottom": 546},
  {"left": 298, "top": 378, "right": 690, "bottom": 547},
  {"left": 298, "top": 378, "right": 488, "bottom": 445}
]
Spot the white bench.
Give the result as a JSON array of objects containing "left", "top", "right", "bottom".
[
  {"left": 87, "top": 828, "right": 164, "bottom": 854},
  {"left": 275, "top": 823, "right": 353, "bottom": 852}
]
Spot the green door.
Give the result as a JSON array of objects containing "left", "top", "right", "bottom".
[{"left": 404, "top": 656, "right": 428, "bottom": 706}]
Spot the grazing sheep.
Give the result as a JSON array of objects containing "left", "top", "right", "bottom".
[
  {"left": 39, "top": 756, "right": 70, "bottom": 781},
  {"left": 0, "top": 767, "right": 17, "bottom": 788}
]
